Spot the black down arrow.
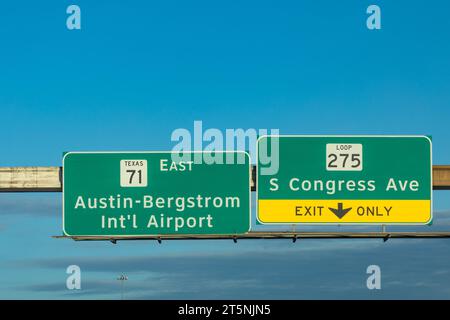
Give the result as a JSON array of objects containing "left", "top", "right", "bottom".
[{"left": 329, "top": 203, "right": 352, "bottom": 219}]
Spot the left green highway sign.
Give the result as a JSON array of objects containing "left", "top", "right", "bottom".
[{"left": 63, "top": 151, "right": 251, "bottom": 237}]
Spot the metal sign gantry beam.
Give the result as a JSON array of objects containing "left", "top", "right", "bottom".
[
  {"left": 433, "top": 165, "right": 450, "bottom": 190},
  {"left": 2, "top": 165, "right": 450, "bottom": 241},
  {"left": 1, "top": 165, "right": 450, "bottom": 192},
  {"left": 52, "top": 231, "right": 450, "bottom": 242},
  {"left": 0, "top": 167, "right": 62, "bottom": 192}
]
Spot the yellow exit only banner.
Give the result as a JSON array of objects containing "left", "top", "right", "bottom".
[{"left": 258, "top": 199, "right": 432, "bottom": 224}]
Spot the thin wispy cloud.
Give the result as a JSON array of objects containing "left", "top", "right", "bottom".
[
  {"left": 0, "top": 195, "right": 60, "bottom": 217},
  {"left": 9, "top": 238, "right": 450, "bottom": 299}
]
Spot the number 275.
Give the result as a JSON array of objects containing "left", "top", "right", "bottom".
[{"left": 327, "top": 153, "right": 361, "bottom": 168}]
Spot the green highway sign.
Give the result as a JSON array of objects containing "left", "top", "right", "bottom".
[
  {"left": 257, "top": 135, "right": 432, "bottom": 225},
  {"left": 63, "top": 151, "right": 251, "bottom": 236}
]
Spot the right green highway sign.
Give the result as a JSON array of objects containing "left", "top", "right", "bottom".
[{"left": 257, "top": 136, "right": 432, "bottom": 225}]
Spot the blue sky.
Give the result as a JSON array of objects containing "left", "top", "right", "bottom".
[{"left": 1, "top": 0, "right": 450, "bottom": 299}]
